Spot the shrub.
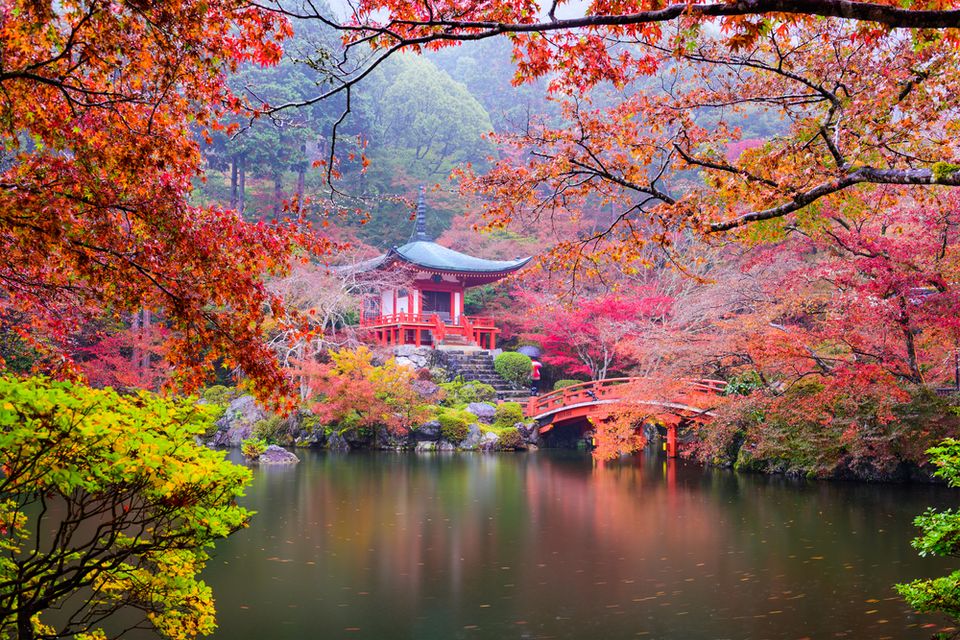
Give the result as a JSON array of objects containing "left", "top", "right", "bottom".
[
  {"left": 723, "top": 371, "right": 765, "bottom": 396},
  {"left": 0, "top": 376, "right": 251, "bottom": 639},
  {"left": 493, "top": 402, "right": 524, "bottom": 429},
  {"left": 494, "top": 352, "right": 532, "bottom": 387},
  {"left": 438, "top": 408, "right": 472, "bottom": 443},
  {"left": 439, "top": 377, "right": 496, "bottom": 406},
  {"left": 202, "top": 384, "right": 237, "bottom": 405},
  {"left": 252, "top": 415, "right": 286, "bottom": 443},
  {"left": 307, "top": 347, "right": 431, "bottom": 437},
  {"left": 553, "top": 379, "right": 582, "bottom": 391},
  {"left": 496, "top": 428, "right": 524, "bottom": 450},
  {"left": 896, "top": 439, "right": 960, "bottom": 622},
  {"left": 416, "top": 367, "right": 433, "bottom": 381},
  {"left": 429, "top": 366, "right": 450, "bottom": 383},
  {"left": 241, "top": 437, "right": 268, "bottom": 460}
]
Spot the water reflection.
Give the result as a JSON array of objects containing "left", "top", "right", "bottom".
[{"left": 204, "top": 451, "right": 957, "bottom": 639}]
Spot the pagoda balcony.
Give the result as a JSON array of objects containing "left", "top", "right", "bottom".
[{"left": 359, "top": 313, "right": 499, "bottom": 350}]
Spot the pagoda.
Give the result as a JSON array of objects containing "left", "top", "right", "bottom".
[{"left": 355, "top": 188, "right": 530, "bottom": 350}]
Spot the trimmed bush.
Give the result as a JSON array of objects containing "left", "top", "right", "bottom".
[
  {"left": 439, "top": 378, "right": 496, "bottom": 406},
  {"left": 493, "top": 402, "right": 524, "bottom": 429},
  {"left": 241, "top": 437, "right": 268, "bottom": 460},
  {"left": 494, "top": 352, "right": 532, "bottom": 387},
  {"left": 438, "top": 408, "right": 473, "bottom": 443},
  {"left": 553, "top": 379, "right": 583, "bottom": 391},
  {"left": 496, "top": 428, "right": 524, "bottom": 450}
]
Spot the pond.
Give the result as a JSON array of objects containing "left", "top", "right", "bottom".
[{"left": 203, "top": 450, "right": 958, "bottom": 639}]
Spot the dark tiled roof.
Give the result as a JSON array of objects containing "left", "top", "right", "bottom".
[{"left": 391, "top": 240, "right": 530, "bottom": 274}]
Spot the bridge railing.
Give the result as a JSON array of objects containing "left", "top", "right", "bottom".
[{"left": 526, "top": 377, "right": 727, "bottom": 418}]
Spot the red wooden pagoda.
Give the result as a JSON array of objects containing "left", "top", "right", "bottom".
[{"left": 356, "top": 189, "right": 530, "bottom": 350}]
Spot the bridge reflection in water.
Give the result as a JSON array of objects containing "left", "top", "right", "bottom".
[
  {"left": 203, "top": 450, "right": 954, "bottom": 640},
  {"left": 526, "top": 377, "right": 726, "bottom": 456}
]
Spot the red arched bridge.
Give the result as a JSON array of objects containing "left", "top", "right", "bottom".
[{"left": 524, "top": 377, "right": 726, "bottom": 457}]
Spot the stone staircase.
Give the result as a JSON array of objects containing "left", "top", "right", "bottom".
[{"left": 442, "top": 350, "right": 530, "bottom": 402}]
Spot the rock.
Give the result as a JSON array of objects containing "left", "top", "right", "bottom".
[
  {"left": 526, "top": 444, "right": 539, "bottom": 452},
  {"left": 459, "top": 423, "right": 484, "bottom": 450},
  {"left": 437, "top": 440, "right": 456, "bottom": 451},
  {"left": 327, "top": 432, "right": 350, "bottom": 452},
  {"left": 415, "top": 441, "right": 437, "bottom": 452},
  {"left": 478, "top": 431, "right": 500, "bottom": 452},
  {"left": 393, "top": 345, "right": 432, "bottom": 370},
  {"left": 517, "top": 421, "right": 540, "bottom": 444},
  {"left": 411, "top": 379, "right": 441, "bottom": 401},
  {"left": 376, "top": 426, "right": 412, "bottom": 450},
  {"left": 257, "top": 445, "right": 299, "bottom": 465},
  {"left": 413, "top": 420, "right": 442, "bottom": 441},
  {"left": 209, "top": 395, "right": 266, "bottom": 447},
  {"left": 465, "top": 402, "right": 497, "bottom": 424}
]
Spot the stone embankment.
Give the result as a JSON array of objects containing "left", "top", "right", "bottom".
[{"left": 205, "top": 394, "right": 539, "bottom": 453}]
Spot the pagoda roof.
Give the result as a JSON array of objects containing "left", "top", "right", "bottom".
[
  {"left": 391, "top": 240, "right": 531, "bottom": 274},
  {"left": 346, "top": 187, "right": 531, "bottom": 281}
]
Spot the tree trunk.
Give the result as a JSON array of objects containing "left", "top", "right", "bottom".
[
  {"left": 273, "top": 172, "right": 282, "bottom": 218},
  {"left": 230, "top": 155, "right": 239, "bottom": 210},
  {"left": 130, "top": 310, "right": 142, "bottom": 371},
  {"left": 18, "top": 610, "right": 34, "bottom": 640},
  {"left": 296, "top": 167, "right": 305, "bottom": 213},
  {"left": 899, "top": 297, "right": 923, "bottom": 384},
  {"left": 140, "top": 309, "right": 152, "bottom": 378},
  {"left": 238, "top": 154, "right": 246, "bottom": 215}
]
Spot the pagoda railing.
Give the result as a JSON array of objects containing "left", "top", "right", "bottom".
[
  {"left": 360, "top": 313, "right": 497, "bottom": 329},
  {"left": 359, "top": 313, "right": 499, "bottom": 348},
  {"left": 360, "top": 312, "right": 437, "bottom": 327}
]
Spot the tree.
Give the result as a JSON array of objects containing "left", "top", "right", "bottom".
[
  {"left": 0, "top": 376, "right": 251, "bottom": 640},
  {"left": 897, "top": 438, "right": 960, "bottom": 624},
  {"left": 530, "top": 288, "right": 673, "bottom": 380},
  {"left": 263, "top": 2, "right": 960, "bottom": 275},
  {"left": 379, "top": 56, "right": 494, "bottom": 175},
  {"left": 0, "top": 0, "right": 332, "bottom": 402},
  {"left": 303, "top": 347, "right": 431, "bottom": 437}
]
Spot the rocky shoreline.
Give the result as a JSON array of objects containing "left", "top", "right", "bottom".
[{"left": 205, "top": 393, "right": 541, "bottom": 454}]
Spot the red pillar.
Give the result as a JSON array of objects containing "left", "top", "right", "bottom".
[{"left": 666, "top": 423, "right": 677, "bottom": 458}]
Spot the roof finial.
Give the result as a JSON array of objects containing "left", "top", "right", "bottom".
[{"left": 411, "top": 185, "right": 431, "bottom": 242}]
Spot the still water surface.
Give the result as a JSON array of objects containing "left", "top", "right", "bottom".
[{"left": 204, "top": 450, "right": 957, "bottom": 639}]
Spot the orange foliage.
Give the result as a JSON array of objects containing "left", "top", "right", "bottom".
[{"left": 0, "top": 1, "right": 335, "bottom": 403}]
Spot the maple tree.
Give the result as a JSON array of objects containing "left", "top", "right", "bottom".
[
  {"left": 519, "top": 286, "right": 672, "bottom": 379},
  {"left": 262, "top": 2, "right": 960, "bottom": 282},
  {"left": 0, "top": 376, "right": 251, "bottom": 640},
  {"left": 0, "top": 0, "right": 335, "bottom": 401},
  {"left": 77, "top": 313, "right": 172, "bottom": 392},
  {"left": 301, "top": 347, "right": 431, "bottom": 438}
]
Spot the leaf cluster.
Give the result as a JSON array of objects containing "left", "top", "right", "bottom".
[{"left": 0, "top": 376, "right": 251, "bottom": 639}]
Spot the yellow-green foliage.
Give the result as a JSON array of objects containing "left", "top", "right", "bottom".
[
  {"left": 553, "top": 379, "right": 582, "bottom": 391},
  {"left": 0, "top": 376, "right": 251, "bottom": 639},
  {"left": 897, "top": 440, "right": 960, "bottom": 621},
  {"left": 439, "top": 378, "right": 496, "bottom": 406},
  {"left": 496, "top": 427, "right": 523, "bottom": 450},
  {"left": 201, "top": 385, "right": 236, "bottom": 405},
  {"left": 493, "top": 402, "right": 524, "bottom": 429},
  {"left": 932, "top": 161, "right": 960, "bottom": 182},
  {"left": 437, "top": 408, "right": 473, "bottom": 443},
  {"left": 252, "top": 415, "right": 286, "bottom": 443},
  {"left": 241, "top": 437, "right": 268, "bottom": 460}
]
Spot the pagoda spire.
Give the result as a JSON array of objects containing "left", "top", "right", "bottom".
[{"left": 410, "top": 186, "right": 431, "bottom": 242}]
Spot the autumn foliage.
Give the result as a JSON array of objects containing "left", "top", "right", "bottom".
[
  {"left": 302, "top": 347, "right": 431, "bottom": 438},
  {"left": 0, "top": 0, "right": 332, "bottom": 401}
]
